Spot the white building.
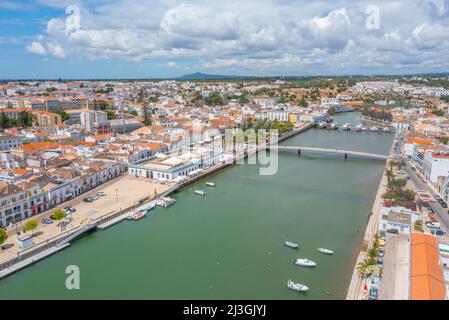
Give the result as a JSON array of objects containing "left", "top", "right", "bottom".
[
  {"left": 129, "top": 148, "right": 221, "bottom": 181},
  {"left": 267, "top": 111, "right": 289, "bottom": 122},
  {"left": 0, "top": 135, "right": 23, "bottom": 151},
  {"left": 81, "top": 111, "right": 108, "bottom": 133},
  {"left": 422, "top": 152, "right": 449, "bottom": 184}
]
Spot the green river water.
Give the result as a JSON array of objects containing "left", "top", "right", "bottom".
[{"left": 0, "top": 112, "right": 393, "bottom": 300}]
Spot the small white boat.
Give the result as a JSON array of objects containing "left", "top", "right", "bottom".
[
  {"left": 206, "top": 182, "right": 215, "bottom": 187},
  {"left": 318, "top": 122, "right": 327, "bottom": 129},
  {"left": 355, "top": 124, "right": 363, "bottom": 132},
  {"left": 294, "top": 258, "right": 317, "bottom": 267},
  {"left": 318, "top": 248, "right": 334, "bottom": 255},
  {"left": 370, "top": 126, "right": 379, "bottom": 132},
  {"left": 156, "top": 197, "right": 176, "bottom": 207},
  {"left": 329, "top": 123, "right": 338, "bottom": 130},
  {"left": 361, "top": 126, "right": 368, "bottom": 132},
  {"left": 284, "top": 241, "right": 299, "bottom": 249},
  {"left": 195, "top": 190, "right": 206, "bottom": 196},
  {"left": 287, "top": 279, "right": 309, "bottom": 292},
  {"left": 342, "top": 123, "right": 351, "bottom": 131},
  {"left": 383, "top": 127, "right": 390, "bottom": 133},
  {"left": 131, "top": 211, "right": 147, "bottom": 221}
]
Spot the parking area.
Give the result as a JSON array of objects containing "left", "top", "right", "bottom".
[
  {"left": 379, "top": 233, "right": 410, "bottom": 300},
  {"left": 0, "top": 176, "right": 169, "bottom": 262}
]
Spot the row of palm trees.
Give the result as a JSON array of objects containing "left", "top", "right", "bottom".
[{"left": 357, "top": 233, "right": 381, "bottom": 278}]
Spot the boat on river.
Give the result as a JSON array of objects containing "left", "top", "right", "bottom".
[
  {"left": 318, "top": 248, "right": 334, "bottom": 255},
  {"left": 131, "top": 211, "right": 147, "bottom": 221},
  {"left": 287, "top": 279, "right": 309, "bottom": 292},
  {"left": 329, "top": 123, "right": 338, "bottom": 130},
  {"left": 342, "top": 123, "right": 351, "bottom": 131},
  {"left": 156, "top": 197, "right": 176, "bottom": 207},
  {"left": 383, "top": 127, "right": 390, "bottom": 133},
  {"left": 195, "top": 190, "right": 206, "bottom": 196},
  {"left": 318, "top": 122, "right": 327, "bottom": 129},
  {"left": 206, "top": 182, "right": 215, "bottom": 187},
  {"left": 284, "top": 241, "right": 299, "bottom": 249},
  {"left": 370, "top": 126, "right": 379, "bottom": 132},
  {"left": 355, "top": 124, "right": 363, "bottom": 132},
  {"left": 294, "top": 258, "right": 317, "bottom": 267}
]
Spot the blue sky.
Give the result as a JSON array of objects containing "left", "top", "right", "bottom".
[{"left": 1, "top": 0, "right": 449, "bottom": 79}]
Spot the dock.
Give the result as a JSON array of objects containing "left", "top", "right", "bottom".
[
  {"left": 97, "top": 213, "right": 130, "bottom": 230},
  {"left": 0, "top": 244, "right": 71, "bottom": 279}
]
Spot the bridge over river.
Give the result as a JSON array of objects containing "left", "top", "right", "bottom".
[{"left": 270, "top": 145, "right": 389, "bottom": 161}]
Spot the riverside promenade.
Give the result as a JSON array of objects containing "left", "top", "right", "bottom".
[{"left": 346, "top": 133, "right": 396, "bottom": 300}]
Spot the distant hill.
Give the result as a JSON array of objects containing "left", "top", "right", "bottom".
[{"left": 178, "top": 72, "right": 236, "bottom": 80}]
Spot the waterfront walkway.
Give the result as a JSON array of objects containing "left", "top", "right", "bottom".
[{"left": 346, "top": 133, "right": 396, "bottom": 300}]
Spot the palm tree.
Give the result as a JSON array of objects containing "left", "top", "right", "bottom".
[
  {"left": 357, "top": 260, "right": 370, "bottom": 278},
  {"left": 386, "top": 169, "right": 394, "bottom": 183}
]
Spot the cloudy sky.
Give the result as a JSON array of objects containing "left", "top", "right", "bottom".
[{"left": 1, "top": 0, "right": 449, "bottom": 79}]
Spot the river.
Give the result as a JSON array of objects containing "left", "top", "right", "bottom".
[{"left": 0, "top": 112, "right": 394, "bottom": 300}]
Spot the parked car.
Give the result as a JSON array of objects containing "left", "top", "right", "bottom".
[
  {"left": 431, "top": 229, "right": 446, "bottom": 236},
  {"left": 435, "top": 195, "right": 442, "bottom": 201},
  {"left": 426, "top": 221, "right": 441, "bottom": 229},
  {"left": 92, "top": 196, "right": 98, "bottom": 201},
  {"left": 377, "top": 258, "right": 384, "bottom": 265},
  {"left": 378, "top": 248, "right": 385, "bottom": 257},
  {"left": 96, "top": 191, "right": 106, "bottom": 196},
  {"left": 83, "top": 197, "right": 94, "bottom": 203},
  {"left": 41, "top": 218, "right": 53, "bottom": 224},
  {"left": 386, "top": 229, "right": 399, "bottom": 235},
  {"left": 368, "top": 287, "right": 378, "bottom": 300},
  {"left": 442, "top": 202, "right": 448, "bottom": 208}
]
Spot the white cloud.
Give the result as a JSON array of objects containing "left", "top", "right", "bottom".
[
  {"left": 26, "top": 0, "right": 449, "bottom": 74},
  {"left": 26, "top": 41, "right": 47, "bottom": 55}
]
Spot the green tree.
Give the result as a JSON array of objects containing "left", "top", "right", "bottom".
[
  {"left": 52, "top": 209, "right": 65, "bottom": 221},
  {"left": 23, "top": 220, "right": 38, "bottom": 235},
  {"left": 0, "top": 112, "right": 9, "bottom": 129},
  {"left": 143, "top": 105, "right": 151, "bottom": 126},
  {"left": 0, "top": 228, "right": 7, "bottom": 247},
  {"left": 327, "top": 106, "right": 336, "bottom": 116},
  {"left": 130, "top": 110, "right": 138, "bottom": 116},
  {"left": 442, "top": 137, "right": 449, "bottom": 145},
  {"left": 53, "top": 109, "right": 70, "bottom": 122},
  {"left": 107, "top": 111, "right": 116, "bottom": 120}
]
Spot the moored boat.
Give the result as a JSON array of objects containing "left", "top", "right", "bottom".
[
  {"left": 370, "top": 126, "right": 379, "bottom": 132},
  {"left": 382, "top": 127, "right": 390, "bottom": 133},
  {"left": 342, "top": 123, "right": 351, "bottom": 131},
  {"left": 195, "top": 190, "right": 206, "bottom": 196},
  {"left": 318, "top": 248, "right": 334, "bottom": 255},
  {"left": 156, "top": 197, "right": 176, "bottom": 207},
  {"left": 318, "top": 122, "right": 327, "bottom": 129},
  {"left": 361, "top": 126, "right": 368, "bottom": 132},
  {"left": 206, "top": 182, "right": 215, "bottom": 187},
  {"left": 294, "top": 258, "right": 317, "bottom": 267},
  {"left": 287, "top": 279, "right": 309, "bottom": 292},
  {"left": 284, "top": 241, "right": 299, "bottom": 249},
  {"left": 355, "top": 124, "right": 363, "bottom": 132},
  {"left": 131, "top": 211, "right": 147, "bottom": 221},
  {"left": 329, "top": 123, "right": 338, "bottom": 130}
]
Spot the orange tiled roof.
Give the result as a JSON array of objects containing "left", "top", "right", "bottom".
[
  {"left": 405, "top": 138, "right": 432, "bottom": 145},
  {"left": 411, "top": 233, "right": 446, "bottom": 300},
  {"left": 19, "top": 141, "right": 61, "bottom": 152}
]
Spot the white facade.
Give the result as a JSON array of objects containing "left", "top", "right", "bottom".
[
  {"left": 423, "top": 152, "right": 449, "bottom": 183},
  {"left": 267, "top": 111, "right": 289, "bottom": 122}
]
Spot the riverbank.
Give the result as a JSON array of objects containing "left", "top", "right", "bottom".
[{"left": 346, "top": 132, "right": 396, "bottom": 300}]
